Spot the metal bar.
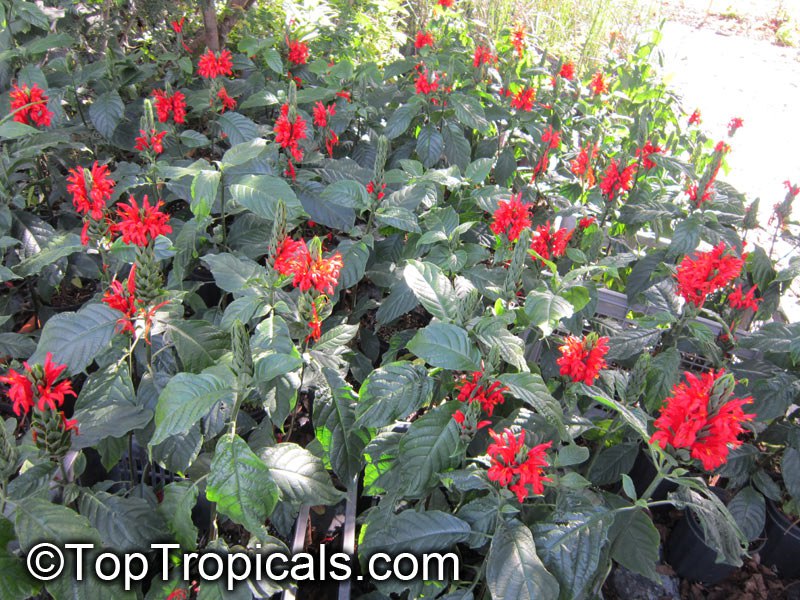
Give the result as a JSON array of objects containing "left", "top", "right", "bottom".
[
  {"left": 338, "top": 475, "right": 359, "bottom": 600},
  {"left": 282, "top": 504, "right": 311, "bottom": 600}
]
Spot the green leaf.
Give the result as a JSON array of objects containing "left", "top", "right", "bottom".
[
  {"left": 179, "top": 130, "right": 210, "bottom": 148},
  {"left": 525, "top": 290, "right": 574, "bottom": 336},
  {"left": 260, "top": 443, "right": 344, "bottom": 506},
  {"left": 586, "top": 442, "right": 638, "bottom": 486},
  {"left": 487, "top": 520, "right": 560, "bottom": 600},
  {"left": 384, "top": 100, "right": 422, "bottom": 139},
  {"left": 727, "top": 486, "right": 765, "bottom": 542},
  {"left": 206, "top": 435, "right": 279, "bottom": 530},
  {"left": 151, "top": 372, "right": 234, "bottom": 446},
  {"left": 533, "top": 509, "right": 612, "bottom": 600},
  {"left": 202, "top": 252, "right": 266, "bottom": 293},
  {"left": 375, "top": 206, "right": 421, "bottom": 233},
  {"left": 78, "top": 491, "right": 168, "bottom": 551},
  {"left": 403, "top": 259, "right": 459, "bottom": 322},
  {"left": 220, "top": 138, "right": 268, "bottom": 168},
  {"left": 0, "top": 121, "right": 38, "bottom": 139},
  {"left": 12, "top": 232, "right": 83, "bottom": 277},
  {"left": 578, "top": 384, "right": 650, "bottom": 440},
  {"left": 442, "top": 122, "right": 471, "bottom": 171},
  {"left": 473, "top": 318, "right": 527, "bottom": 371},
  {"left": 228, "top": 174, "right": 305, "bottom": 221},
  {"left": 253, "top": 352, "right": 302, "bottom": 384},
  {"left": 168, "top": 320, "right": 231, "bottom": 373},
  {"left": 333, "top": 239, "right": 370, "bottom": 292},
  {"left": 465, "top": 158, "right": 493, "bottom": 183},
  {"left": 89, "top": 91, "right": 124, "bottom": 139},
  {"left": 499, "top": 373, "right": 567, "bottom": 440},
  {"left": 14, "top": 499, "right": 100, "bottom": 552},
  {"left": 0, "top": 333, "right": 35, "bottom": 359},
  {"left": 416, "top": 125, "right": 444, "bottom": 168},
  {"left": 450, "top": 93, "right": 489, "bottom": 132},
  {"left": 782, "top": 448, "right": 800, "bottom": 499},
  {"left": 611, "top": 509, "right": 660, "bottom": 581},
  {"left": 313, "top": 323, "right": 359, "bottom": 353},
  {"left": 320, "top": 179, "right": 369, "bottom": 209},
  {"left": 396, "top": 402, "right": 462, "bottom": 497},
  {"left": 407, "top": 322, "right": 482, "bottom": 371},
  {"left": 216, "top": 111, "right": 258, "bottom": 145},
  {"left": 356, "top": 362, "right": 433, "bottom": 427},
  {"left": 359, "top": 509, "right": 470, "bottom": 557},
  {"left": 0, "top": 518, "right": 38, "bottom": 600},
  {"left": 606, "top": 328, "right": 662, "bottom": 362},
  {"left": 157, "top": 481, "right": 199, "bottom": 550},
  {"left": 376, "top": 279, "right": 419, "bottom": 325},
  {"left": 190, "top": 169, "right": 220, "bottom": 219},
  {"left": 30, "top": 304, "right": 119, "bottom": 373}
]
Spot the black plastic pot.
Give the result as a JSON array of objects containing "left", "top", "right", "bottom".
[
  {"left": 666, "top": 507, "right": 737, "bottom": 584},
  {"left": 759, "top": 500, "right": 800, "bottom": 579},
  {"left": 629, "top": 450, "right": 678, "bottom": 501}
]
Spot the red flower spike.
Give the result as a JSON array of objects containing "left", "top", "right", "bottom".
[
  {"left": 152, "top": 89, "right": 187, "bottom": 124},
  {"left": 688, "top": 109, "right": 702, "bottom": 125},
  {"left": 35, "top": 353, "right": 76, "bottom": 413},
  {"left": 650, "top": 370, "right": 754, "bottom": 471},
  {"left": 287, "top": 39, "right": 310, "bottom": 66},
  {"left": 510, "top": 87, "right": 535, "bottom": 112},
  {"left": 134, "top": 129, "right": 167, "bottom": 154},
  {"left": 306, "top": 303, "right": 322, "bottom": 343},
  {"left": 558, "top": 61, "right": 575, "bottom": 80},
  {"left": 636, "top": 141, "right": 662, "bottom": 170},
  {"left": 273, "top": 237, "right": 344, "bottom": 295},
  {"left": 197, "top": 49, "right": 234, "bottom": 79},
  {"left": 728, "top": 284, "right": 760, "bottom": 312},
  {"left": 67, "top": 162, "right": 115, "bottom": 220},
  {"left": 473, "top": 46, "right": 496, "bottom": 67},
  {"left": 437, "top": 0, "right": 454, "bottom": 7},
  {"left": 0, "top": 366, "right": 34, "bottom": 416},
  {"left": 216, "top": 86, "right": 237, "bottom": 113},
  {"left": 556, "top": 334, "right": 610, "bottom": 385},
  {"left": 113, "top": 195, "right": 172, "bottom": 247},
  {"left": 456, "top": 371, "right": 508, "bottom": 417},
  {"left": 530, "top": 221, "right": 573, "bottom": 264},
  {"left": 415, "top": 31, "right": 435, "bottom": 49},
  {"left": 9, "top": 83, "right": 52, "bottom": 127},
  {"left": 313, "top": 101, "right": 336, "bottom": 127},
  {"left": 487, "top": 428, "right": 552, "bottom": 502},
  {"left": 589, "top": 71, "right": 608, "bottom": 95},
  {"left": 510, "top": 25, "right": 526, "bottom": 59},
  {"left": 599, "top": 160, "right": 636, "bottom": 201},
  {"left": 571, "top": 142, "right": 598, "bottom": 187},
  {"left": 414, "top": 67, "right": 440, "bottom": 95},
  {"left": 727, "top": 117, "right": 744, "bottom": 136},
  {"left": 579, "top": 216, "right": 596, "bottom": 229},
  {"left": 274, "top": 103, "right": 308, "bottom": 162},
  {"left": 675, "top": 243, "right": 746, "bottom": 308},
  {"left": 491, "top": 193, "right": 532, "bottom": 242},
  {"left": 170, "top": 17, "right": 185, "bottom": 33}
]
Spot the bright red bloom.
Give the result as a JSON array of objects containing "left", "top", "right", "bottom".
[
  {"left": 675, "top": 243, "right": 746, "bottom": 307},
  {"left": 134, "top": 129, "right": 167, "bottom": 154},
  {"left": 589, "top": 71, "right": 608, "bottom": 95},
  {"left": 473, "top": 46, "right": 496, "bottom": 67},
  {"left": 599, "top": 160, "right": 636, "bottom": 201},
  {"left": 113, "top": 195, "right": 172, "bottom": 247},
  {"left": 287, "top": 39, "right": 310, "bottom": 66},
  {"left": 456, "top": 371, "right": 508, "bottom": 417},
  {"left": 715, "top": 140, "right": 730, "bottom": 154},
  {"left": 687, "top": 182, "right": 713, "bottom": 207},
  {"left": 197, "top": 49, "right": 234, "bottom": 79},
  {"left": 336, "top": 90, "right": 352, "bottom": 102},
  {"left": 636, "top": 141, "right": 662, "bottom": 169},
  {"left": 510, "top": 25, "right": 526, "bottom": 59},
  {"left": 688, "top": 109, "right": 702, "bottom": 125},
  {"left": 571, "top": 142, "right": 598, "bottom": 187},
  {"left": 510, "top": 87, "right": 535, "bottom": 112},
  {"left": 102, "top": 265, "right": 139, "bottom": 334},
  {"left": 437, "top": 0, "right": 454, "bottom": 7},
  {"left": 60, "top": 413, "right": 79, "bottom": 435},
  {"left": 650, "top": 370, "right": 754, "bottom": 471},
  {"left": 36, "top": 353, "right": 76, "bottom": 413},
  {"left": 216, "top": 86, "right": 236, "bottom": 113},
  {"left": 414, "top": 67, "right": 439, "bottom": 95},
  {"left": 273, "top": 237, "right": 344, "bottom": 295},
  {"left": 415, "top": 31, "right": 435, "bottom": 49},
  {"left": 67, "top": 162, "right": 115, "bottom": 220},
  {"left": 487, "top": 428, "right": 552, "bottom": 502},
  {"left": 366, "top": 181, "right": 386, "bottom": 200},
  {"left": 2, "top": 353, "right": 77, "bottom": 416},
  {"left": 579, "top": 216, "right": 596, "bottom": 229},
  {"left": 541, "top": 126, "right": 560, "bottom": 150},
  {"left": 727, "top": 117, "right": 744, "bottom": 135},
  {"left": 784, "top": 180, "right": 800, "bottom": 197},
  {"left": 306, "top": 303, "right": 322, "bottom": 343},
  {"left": 558, "top": 61, "right": 575, "bottom": 80},
  {"left": 166, "top": 589, "right": 188, "bottom": 600},
  {"left": 491, "top": 193, "right": 532, "bottom": 241},
  {"left": 274, "top": 103, "right": 308, "bottom": 162},
  {"left": 728, "top": 284, "right": 760, "bottom": 312},
  {"left": 530, "top": 221, "right": 573, "bottom": 264},
  {"left": 313, "top": 101, "right": 336, "bottom": 127},
  {"left": 325, "top": 131, "right": 339, "bottom": 158},
  {"left": 9, "top": 83, "right": 52, "bottom": 127},
  {"left": 170, "top": 17, "right": 185, "bottom": 33},
  {"left": 556, "top": 334, "right": 609, "bottom": 385},
  {"left": 152, "top": 89, "right": 187, "bottom": 124},
  {"left": 0, "top": 366, "right": 34, "bottom": 416}
]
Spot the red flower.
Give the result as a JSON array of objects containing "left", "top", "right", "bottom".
[
  {"left": 274, "top": 103, "right": 308, "bottom": 162},
  {"left": 273, "top": 237, "right": 344, "bottom": 295},
  {"left": 313, "top": 101, "right": 335, "bottom": 127},
  {"left": 134, "top": 129, "right": 167, "bottom": 154},
  {"left": 35, "top": 353, "right": 76, "bottom": 412},
  {"left": 9, "top": 83, "right": 52, "bottom": 127},
  {"left": 727, "top": 117, "right": 744, "bottom": 136},
  {"left": 650, "top": 370, "right": 754, "bottom": 471},
  {"left": 67, "top": 162, "right": 115, "bottom": 220},
  {"left": 675, "top": 243, "right": 746, "bottom": 307},
  {"left": 728, "top": 284, "right": 760, "bottom": 312},
  {"left": 336, "top": 90, "right": 352, "bottom": 102},
  {"left": 102, "top": 266, "right": 140, "bottom": 334},
  {"left": 60, "top": 413, "right": 79, "bottom": 435},
  {"left": 415, "top": 31, "right": 435, "bottom": 49},
  {"left": 287, "top": 39, "right": 310, "bottom": 66},
  {"left": 216, "top": 86, "right": 237, "bottom": 113},
  {"left": 589, "top": 71, "right": 608, "bottom": 95},
  {"left": 152, "top": 89, "right": 187, "bottom": 124},
  {"left": 414, "top": 67, "right": 439, "bottom": 95},
  {"left": 166, "top": 589, "right": 188, "bottom": 600},
  {"left": 510, "top": 87, "right": 535, "bottom": 112},
  {"left": 306, "top": 302, "right": 322, "bottom": 343},
  {"left": 473, "top": 46, "right": 496, "bottom": 67},
  {"left": 197, "top": 49, "right": 234, "bottom": 79},
  {"left": 456, "top": 371, "right": 508, "bottom": 417},
  {"left": 366, "top": 181, "right": 386, "bottom": 200},
  {"left": 688, "top": 109, "right": 702, "bottom": 125},
  {"left": 437, "top": 0, "right": 454, "bottom": 7},
  {"left": 325, "top": 131, "right": 339, "bottom": 158},
  {"left": 599, "top": 160, "right": 636, "bottom": 201},
  {"left": 530, "top": 221, "right": 573, "bottom": 264},
  {"left": 636, "top": 141, "right": 662, "bottom": 169},
  {"left": 170, "top": 17, "right": 185, "bottom": 33},
  {"left": 571, "top": 142, "right": 598, "bottom": 187},
  {"left": 541, "top": 126, "right": 560, "bottom": 150},
  {"left": 491, "top": 193, "right": 532, "bottom": 241},
  {"left": 0, "top": 366, "right": 34, "bottom": 416},
  {"left": 487, "top": 428, "right": 552, "bottom": 502},
  {"left": 113, "top": 195, "right": 172, "bottom": 247},
  {"left": 556, "top": 334, "right": 609, "bottom": 385},
  {"left": 715, "top": 140, "right": 730, "bottom": 154},
  {"left": 510, "top": 25, "right": 526, "bottom": 59},
  {"left": 687, "top": 182, "right": 713, "bottom": 207},
  {"left": 558, "top": 61, "right": 575, "bottom": 79}
]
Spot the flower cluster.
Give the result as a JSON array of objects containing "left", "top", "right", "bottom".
[
  {"left": 727, "top": 117, "right": 743, "bottom": 136},
  {"left": 510, "top": 25, "right": 525, "bottom": 59},
  {"left": 590, "top": 71, "right": 608, "bottom": 95},
  {"left": 532, "top": 126, "right": 561, "bottom": 178},
  {"left": 487, "top": 429, "right": 552, "bottom": 502},
  {"left": 650, "top": 370, "right": 754, "bottom": 471},
  {"left": 571, "top": 142, "right": 598, "bottom": 187},
  {"left": 113, "top": 195, "right": 173, "bottom": 247},
  {"left": 287, "top": 39, "right": 310, "bottom": 65},
  {"left": 67, "top": 162, "right": 115, "bottom": 221},
  {"left": 9, "top": 83, "right": 52, "bottom": 127},
  {"left": 688, "top": 109, "right": 702, "bottom": 125},
  {"left": 675, "top": 243, "right": 745, "bottom": 307},
  {"left": 510, "top": 87, "right": 535, "bottom": 112},
  {"left": 599, "top": 160, "right": 636, "bottom": 201},
  {"left": 135, "top": 129, "right": 167, "bottom": 155},
  {"left": 414, "top": 66, "right": 440, "bottom": 96},
  {"left": 216, "top": 87, "right": 237, "bottom": 113},
  {"left": 473, "top": 46, "right": 496, "bottom": 67},
  {"left": 558, "top": 61, "right": 575, "bottom": 80},
  {"left": 274, "top": 103, "right": 308, "bottom": 174},
  {"left": 728, "top": 284, "right": 760, "bottom": 312},
  {"left": 530, "top": 221, "right": 573, "bottom": 264},
  {"left": 152, "top": 89, "right": 187, "bottom": 124},
  {"left": 366, "top": 181, "right": 386, "bottom": 201},
  {"left": 490, "top": 193, "right": 531, "bottom": 242},
  {"left": 636, "top": 141, "right": 662, "bottom": 169},
  {"left": 455, "top": 371, "right": 507, "bottom": 417},
  {"left": 273, "top": 237, "right": 344, "bottom": 295},
  {"left": 0, "top": 353, "right": 76, "bottom": 420},
  {"left": 557, "top": 334, "right": 610, "bottom": 385},
  {"left": 102, "top": 265, "right": 167, "bottom": 337},
  {"left": 312, "top": 101, "right": 335, "bottom": 127},
  {"left": 415, "top": 31, "right": 435, "bottom": 49},
  {"left": 197, "top": 49, "right": 234, "bottom": 79}
]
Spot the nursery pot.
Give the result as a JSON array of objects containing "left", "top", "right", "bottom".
[
  {"left": 758, "top": 500, "right": 800, "bottom": 579},
  {"left": 629, "top": 450, "right": 678, "bottom": 502}
]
